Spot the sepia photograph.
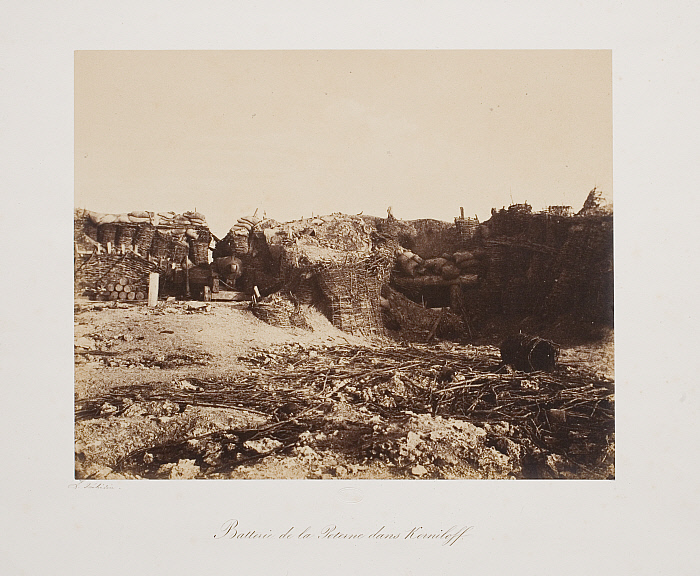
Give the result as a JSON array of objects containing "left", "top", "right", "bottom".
[
  {"left": 73, "top": 50, "right": 614, "bottom": 480},
  {"left": 5, "top": 1, "right": 700, "bottom": 574}
]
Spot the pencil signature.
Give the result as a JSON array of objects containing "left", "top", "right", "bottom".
[{"left": 69, "top": 480, "right": 120, "bottom": 490}]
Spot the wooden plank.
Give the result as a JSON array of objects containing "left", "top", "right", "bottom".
[
  {"left": 147, "top": 272, "right": 159, "bottom": 307},
  {"left": 484, "top": 239, "right": 559, "bottom": 254},
  {"left": 393, "top": 274, "right": 479, "bottom": 288},
  {"left": 210, "top": 291, "right": 247, "bottom": 301}
]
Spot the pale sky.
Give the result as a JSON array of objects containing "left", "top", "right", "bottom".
[{"left": 75, "top": 50, "right": 611, "bottom": 238}]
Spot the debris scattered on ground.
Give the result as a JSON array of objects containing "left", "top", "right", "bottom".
[{"left": 75, "top": 337, "right": 613, "bottom": 480}]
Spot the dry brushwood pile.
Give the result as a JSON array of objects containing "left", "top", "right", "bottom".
[{"left": 75, "top": 339, "right": 614, "bottom": 480}]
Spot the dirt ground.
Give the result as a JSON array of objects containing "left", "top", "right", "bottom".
[{"left": 74, "top": 298, "right": 614, "bottom": 480}]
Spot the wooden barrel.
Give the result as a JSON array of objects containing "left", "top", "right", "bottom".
[{"left": 500, "top": 334, "right": 559, "bottom": 372}]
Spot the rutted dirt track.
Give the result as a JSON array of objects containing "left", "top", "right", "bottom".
[{"left": 74, "top": 298, "right": 614, "bottom": 480}]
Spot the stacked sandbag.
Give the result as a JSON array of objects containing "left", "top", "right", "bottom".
[
  {"left": 453, "top": 249, "right": 485, "bottom": 273},
  {"left": 396, "top": 250, "right": 424, "bottom": 276},
  {"left": 86, "top": 211, "right": 156, "bottom": 225},
  {"left": 157, "top": 212, "right": 192, "bottom": 238},
  {"left": 183, "top": 211, "right": 208, "bottom": 227},
  {"left": 230, "top": 215, "right": 261, "bottom": 235},
  {"left": 127, "top": 211, "right": 155, "bottom": 223},
  {"left": 148, "top": 211, "right": 210, "bottom": 262},
  {"left": 395, "top": 248, "right": 486, "bottom": 280},
  {"left": 154, "top": 213, "right": 211, "bottom": 265}
]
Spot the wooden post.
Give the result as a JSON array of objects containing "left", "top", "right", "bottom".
[
  {"left": 185, "top": 261, "right": 191, "bottom": 299},
  {"left": 147, "top": 272, "right": 159, "bottom": 307},
  {"left": 449, "top": 284, "right": 462, "bottom": 312}
]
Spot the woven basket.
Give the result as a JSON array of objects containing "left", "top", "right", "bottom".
[{"left": 150, "top": 232, "right": 188, "bottom": 261}]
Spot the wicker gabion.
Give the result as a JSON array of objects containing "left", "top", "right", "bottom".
[
  {"left": 315, "top": 259, "right": 387, "bottom": 338},
  {"left": 115, "top": 224, "right": 137, "bottom": 247},
  {"left": 133, "top": 223, "right": 156, "bottom": 254},
  {"left": 454, "top": 217, "right": 479, "bottom": 247},
  {"left": 190, "top": 240, "right": 210, "bottom": 265},
  {"left": 150, "top": 230, "right": 171, "bottom": 258},
  {"left": 97, "top": 223, "right": 118, "bottom": 245},
  {"left": 233, "top": 234, "right": 250, "bottom": 255},
  {"left": 251, "top": 292, "right": 296, "bottom": 328}
]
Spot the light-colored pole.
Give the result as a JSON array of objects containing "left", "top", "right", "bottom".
[{"left": 147, "top": 272, "right": 159, "bottom": 307}]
